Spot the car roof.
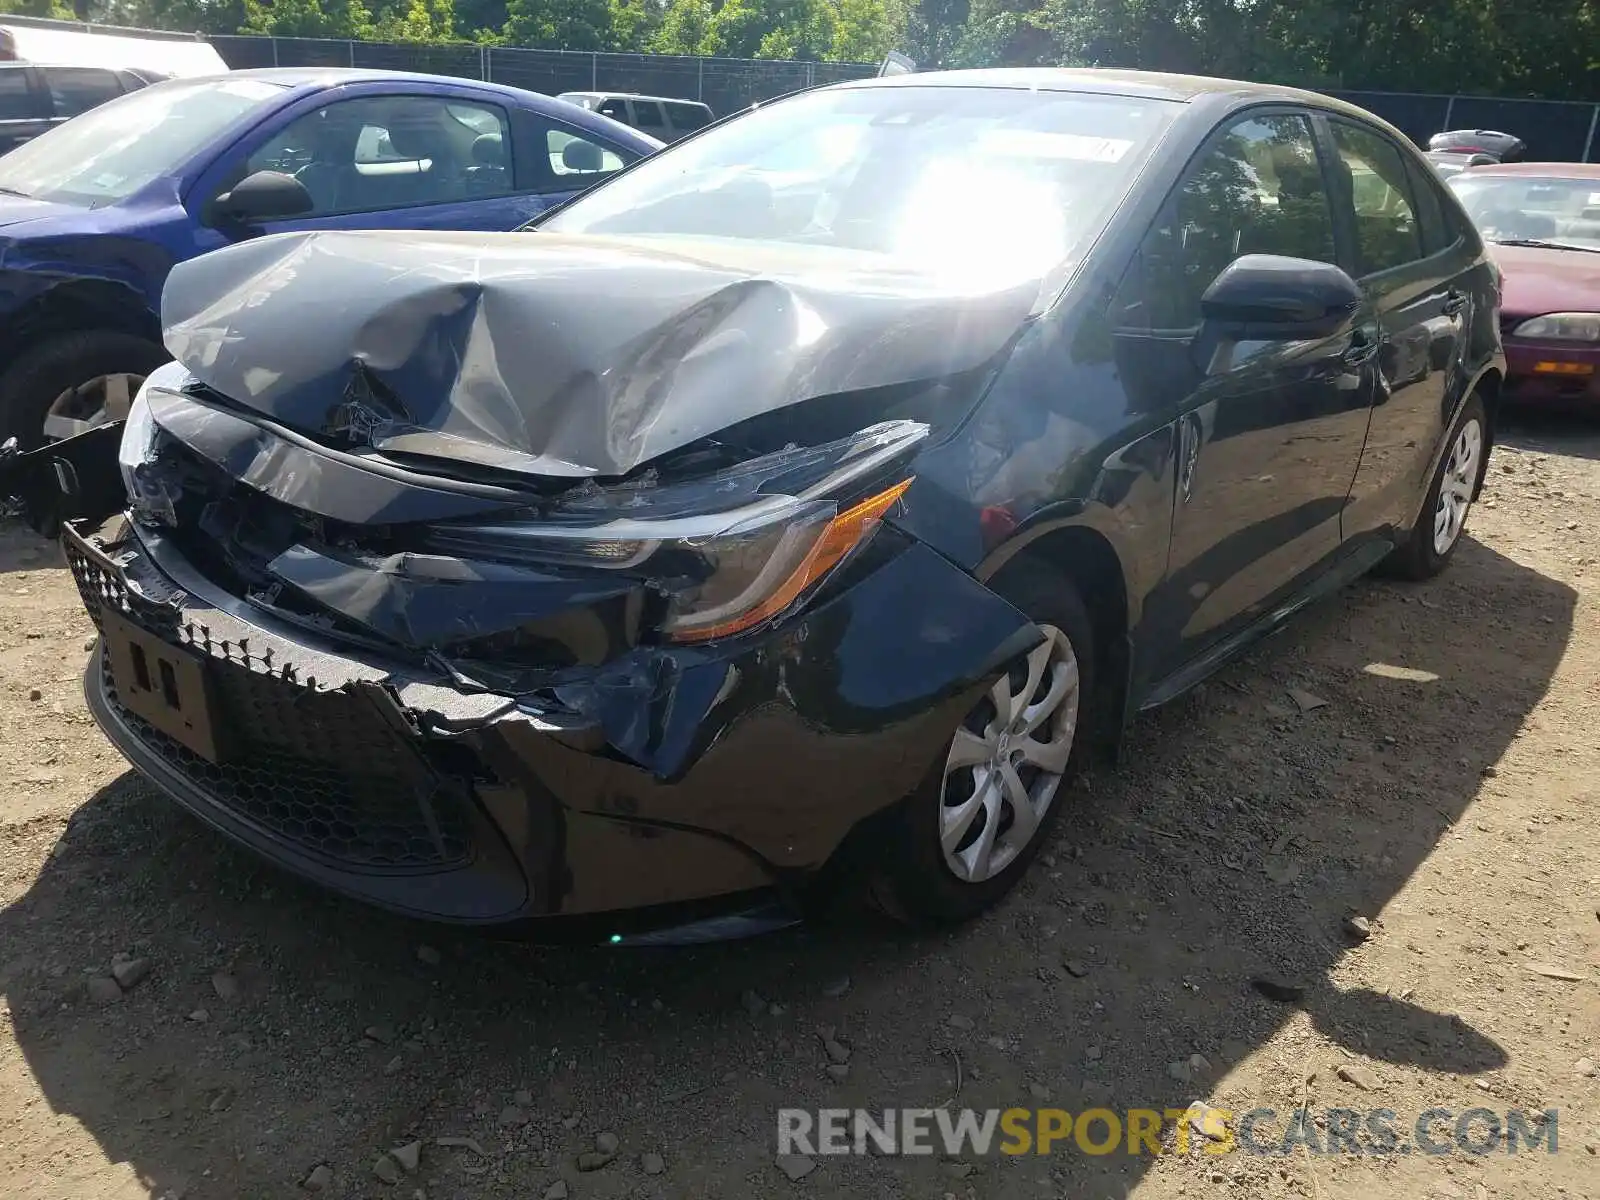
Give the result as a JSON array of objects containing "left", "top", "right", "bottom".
[
  {"left": 169, "top": 66, "right": 560, "bottom": 103},
  {"left": 1460, "top": 161, "right": 1600, "bottom": 179},
  {"left": 836, "top": 66, "right": 1385, "bottom": 116}
]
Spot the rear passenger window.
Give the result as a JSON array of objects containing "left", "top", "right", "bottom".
[
  {"left": 1330, "top": 121, "right": 1425, "bottom": 275},
  {"left": 1115, "top": 112, "right": 1337, "bottom": 331},
  {"left": 0, "top": 69, "right": 39, "bottom": 121},
  {"left": 1404, "top": 156, "right": 1456, "bottom": 256},
  {"left": 546, "top": 127, "right": 626, "bottom": 184},
  {"left": 632, "top": 101, "right": 665, "bottom": 130},
  {"left": 45, "top": 67, "right": 123, "bottom": 119},
  {"left": 667, "top": 103, "right": 709, "bottom": 131}
]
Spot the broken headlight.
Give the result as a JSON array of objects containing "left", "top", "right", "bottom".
[
  {"left": 426, "top": 420, "right": 928, "bottom": 643},
  {"left": 119, "top": 364, "right": 198, "bottom": 525}
]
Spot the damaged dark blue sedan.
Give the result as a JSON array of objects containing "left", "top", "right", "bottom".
[{"left": 37, "top": 69, "right": 1504, "bottom": 940}]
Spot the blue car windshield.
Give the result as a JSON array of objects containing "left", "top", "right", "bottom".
[
  {"left": 0, "top": 76, "right": 287, "bottom": 208},
  {"left": 541, "top": 84, "right": 1179, "bottom": 285}
]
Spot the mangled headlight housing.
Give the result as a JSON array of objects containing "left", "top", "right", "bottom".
[
  {"left": 427, "top": 420, "right": 927, "bottom": 643},
  {"left": 117, "top": 387, "right": 159, "bottom": 501},
  {"left": 118, "top": 363, "right": 194, "bottom": 525}
]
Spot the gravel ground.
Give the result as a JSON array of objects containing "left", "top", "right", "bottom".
[{"left": 1, "top": 413, "right": 1598, "bottom": 1200}]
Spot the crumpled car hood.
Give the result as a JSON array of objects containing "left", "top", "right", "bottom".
[{"left": 161, "top": 229, "right": 1038, "bottom": 479}]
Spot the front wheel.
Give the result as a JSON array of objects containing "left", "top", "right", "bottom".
[
  {"left": 1384, "top": 393, "right": 1488, "bottom": 580},
  {"left": 0, "top": 330, "right": 169, "bottom": 448},
  {"left": 870, "top": 562, "right": 1097, "bottom": 926}
]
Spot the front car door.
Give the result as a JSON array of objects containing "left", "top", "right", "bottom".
[
  {"left": 1117, "top": 109, "right": 1378, "bottom": 685},
  {"left": 1323, "top": 115, "right": 1480, "bottom": 544}
]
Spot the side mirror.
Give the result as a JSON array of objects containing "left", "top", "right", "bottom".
[
  {"left": 1200, "top": 254, "right": 1361, "bottom": 340},
  {"left": 212, "top": 170, "right": 313, "bottom": 225}
]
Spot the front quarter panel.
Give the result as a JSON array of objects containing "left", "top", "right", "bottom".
[{"left": 893, "top": 301, "right": 1176, "bottom": 638}]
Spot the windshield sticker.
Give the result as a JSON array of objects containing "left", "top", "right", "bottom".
[{"left": 975, "top": 131, "right": 1134, "bottom": 162}]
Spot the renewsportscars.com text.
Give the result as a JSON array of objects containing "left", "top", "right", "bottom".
[{"left": 776, "top": 1107, "right": 1559, "bottom": 1157}]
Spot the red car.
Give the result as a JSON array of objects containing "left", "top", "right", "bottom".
[{"left": 1449, "top": 162, "right": 1600, "bottom": 406}]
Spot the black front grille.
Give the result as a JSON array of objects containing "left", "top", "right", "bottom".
[
  {"left": 69, "top": 536, "right": 475, "bottom": 874},
  {"left": 67, "top": 536, "right": 186, "bottom": 634}
]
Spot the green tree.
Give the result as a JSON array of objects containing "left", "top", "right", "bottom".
[
  {"left": 608, "top": 0, "right": 661, "bottom": 49},
  {"left": 706, "top": 0, "right": 833, "bottom": 59},
  {"left": 829, "top": 0, "right": 897, "bottom": 62},
  {"left": 648, "top": 0, "right": 711, "bottom": 52},
  {"left": 502, "top": 0, "right": 612, "bottom": 47},
  {"left": 371, "top": 0, "right": 457, "bottom": 41},
  {"left": 0, "top": 0, "right": 77, "bottom": 17},
  {"left": 452, "top": 0, "right": 509, "bottom": 39},
  {"left": 239, "top": 0, "right": 375, "bottom": 37}
]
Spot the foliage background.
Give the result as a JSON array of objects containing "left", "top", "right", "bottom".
[{"left": 0, "top": 0, "right": 1595, "bottom": 101}]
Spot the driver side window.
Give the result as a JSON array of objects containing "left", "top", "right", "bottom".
[
  {"left": 244, "top": 95, "right": 514, "bottom": 218},
  {"left": 1115, "top": 112, "right": 1337, "bottom": 331}
]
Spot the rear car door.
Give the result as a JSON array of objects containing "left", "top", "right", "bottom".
[
  {"left": 1322, "top": 115, "right": 1477, "bottom": 542},
  {"left": 1115, "top": 109, "right": 1378, "bottom": 679}
]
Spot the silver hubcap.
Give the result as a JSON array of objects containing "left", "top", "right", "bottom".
[
  {"left": 42, "top": 372, "right": 141, "bottom": 442},
  {"left": 1432, "top": 417, "right": 1482, "bottom": 556},
  {"left": 940, "top": 625, "right": 1080, "bottom": 884}
]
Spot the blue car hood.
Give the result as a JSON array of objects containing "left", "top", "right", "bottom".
[
  {"left": 0, "top": 194, "right": 93, "bottom": 235},
  {"left": 160, "top": 228, "right": 1040, "bottom": 479}
]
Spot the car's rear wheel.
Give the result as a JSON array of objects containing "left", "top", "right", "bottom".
[
  {"left": 0, "top": 330, "right": 168, "bottom": 448},
  {"left": 871, "top": 562, "right": 1097, "bottom": 925},
  {"left": 1384, "top": 393, "right": 1488, "bottom": 580}
]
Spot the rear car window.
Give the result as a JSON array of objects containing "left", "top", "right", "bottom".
[
  {"left": 45, "top": 67, "right": 124, "bottom": 119},
  {"left": 632, "top": 100, "right": 665, "bottom": 130},
  {"left": 0, "top": 67, "right": 38, "bottom": 121},
  {"left": 666, "top": 102, "right": 709, "bottom": 131},
  {"left": 1330, "top": 120, "right": 1425, "bottom": 276},
  {"left": 547, "top": 127, "right": 626, "bottom": 180}
]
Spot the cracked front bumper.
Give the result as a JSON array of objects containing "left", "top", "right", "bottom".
[{"left": 66, "top": 515, "right": 1036, "bottom": 936}]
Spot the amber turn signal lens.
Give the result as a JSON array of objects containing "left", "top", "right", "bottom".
[
  {"left": 1531, "top": 361, "right": 1595, "bottom": 376},
  {"left": 669, "top": 479, "right": 913, "bottom": 643}
]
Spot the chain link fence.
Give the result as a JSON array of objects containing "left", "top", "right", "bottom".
[
  {"left": 208, "top": 36, "right": 876, "bottom": 119},
  {"left": 5, "top": 16, "right": 1597, "bottom": 159},
  {"left": 206, "top": 36, "right": 1600, "bottom": 160}
]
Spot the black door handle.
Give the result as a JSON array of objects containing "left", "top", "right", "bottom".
[{"left": 1442, "top": 290, "right": 1468, "bottom": 317}]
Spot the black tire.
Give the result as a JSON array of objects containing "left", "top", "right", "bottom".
[
  {"left": 0, "top": 330, "right": 169, "bottom": 448},
  {"left": 870, "top": 561, "right": 1098, "bottom": 926},
  {"left": 1383, "top": 393, "right": 1488, "bottom": 581}
]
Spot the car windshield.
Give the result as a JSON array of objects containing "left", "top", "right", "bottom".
[
  {"left": 1448, "top": 173, "right": 1600, "bottom": 251},
  {"left": 541, "top": 84, "right": 1179, "bottom": 284},
  {"left": 0, "top": 76, "right": 286, "bottom": 207}
]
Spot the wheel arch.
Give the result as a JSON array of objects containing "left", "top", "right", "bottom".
[
  {"left": 0, "top": 279, "right": 162, "bottom": 365},
  {"left": 1471, "top": 366, "right": 1503, "bottom": 498},
  {"left": 980, "top": 521, "right": 1134, "bottom": 756}
]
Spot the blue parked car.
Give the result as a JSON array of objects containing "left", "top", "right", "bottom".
[{"left": 0, "top": 68, "right": 659, "bottom": 444}]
